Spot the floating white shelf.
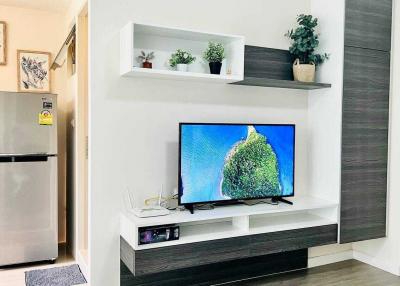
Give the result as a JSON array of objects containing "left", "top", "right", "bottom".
[
  {"left": 124, "top": 67, "right": 243, "bottom": 83},
  {"left": 120, "top": 22, "right": 245, "bottom": 83},
  {"left": 123, "top": 196, "right": 337, "bottom": 227},
  {"left": 120, "top": 196, "right": 338, "bottom": 250}
]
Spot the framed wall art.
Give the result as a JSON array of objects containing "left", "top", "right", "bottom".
[{"left": 17, "top": 50, "right": 51, "bottom": 93}]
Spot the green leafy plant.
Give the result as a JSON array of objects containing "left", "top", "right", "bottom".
[
  {"left": 285, "top": 14, "right": 329, "bottom": 66},
  {"left": 169, "top": 49, "right": 196, "bottom": 67},
  {"left": 203, "top": 42, "right": 225, "bottom": 63},
  {"left": 137, "top": 51, "right": 154, "bottom": 63}
]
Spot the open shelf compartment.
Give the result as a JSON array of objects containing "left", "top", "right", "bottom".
[
  {"left": 120, "top": 196, "right": 338, "bottom": 250},
  {"left": 249, "top": 212, "right": 335, "bottom": 234},
  {"left": 120, "top": 22, "right": 245, "bottom": 83}
]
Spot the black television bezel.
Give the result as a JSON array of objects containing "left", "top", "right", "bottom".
[{"left": 178, "top": 123, "right": 296, "bottom": 207}]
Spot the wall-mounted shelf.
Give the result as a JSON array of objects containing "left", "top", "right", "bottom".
[
  {"left": 124, "top": 67, "right": 243, "bottom": 83},
  {"left": 120, "top": 196, "right": 338, "bottom": 251},
  {"left": 120, "top": 28, "right": 331, "bottom": 89},
  {"left": 232, "top": 77, "right": 332, "bottom": 90},
  {"left": 120, "top": 22, "right": 245, "bottom": 83},
  {"left": 231, "top": 46, "right": 332, "bottom": 90}
]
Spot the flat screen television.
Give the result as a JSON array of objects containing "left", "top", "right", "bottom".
[{"left": 179, "top": 123, "right": 295, "bottom": 206}]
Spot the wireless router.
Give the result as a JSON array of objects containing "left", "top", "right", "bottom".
[
  {"left": 125, "top": 186, "right": 170, "bottom": 218},
  {"left": 131, "top": 206, "right": 170, "bottom": 218}
]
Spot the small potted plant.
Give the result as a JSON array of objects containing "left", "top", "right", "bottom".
[
  {"left": 203, "top": 42, "right": 225, "bottom": 75},
  {"left": 137, "top": 51, "right": 155, "bottom": 69},
  {"left": 169, "top": 49, "right": 196, "bottom": 72},
  {"left": 285, "top": 14, "right": 329, "bottom": 82}
]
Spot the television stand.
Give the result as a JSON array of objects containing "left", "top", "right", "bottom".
[
  {"left": 121, "top": 196, "right": 339, "bottom": 256},
  {"left": 272, "top": 197, "right": 293, "bottom": 205}
]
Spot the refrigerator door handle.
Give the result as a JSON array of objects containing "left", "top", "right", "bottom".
[{"left": 0, "top": 155, "right": 55, "bottom": 163}]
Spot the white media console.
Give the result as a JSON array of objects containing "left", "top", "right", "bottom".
[{"left": 120, "top": 196, "right": 338, "bottom": 251}]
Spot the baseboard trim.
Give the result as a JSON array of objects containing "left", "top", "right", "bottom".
[
  {"left": 353, "top": 250, "right": 400, "bottom": 276},
  {"left": 76, "top": 250, "right": 89, "bottom": 282},
  {"left": 308, "top": 250, "right": 353, "bottom": 268},
  {"left": 309, "top": 249, "right": 400, "bottom": 276}
]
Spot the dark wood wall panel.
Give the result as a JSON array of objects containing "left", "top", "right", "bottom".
[
  {"left": 121, "top": 249, "right": 307, "bottom": 286},
  {"left": 340, "top": 46, "right": 390, "bottom": 243},
  {"left": 243, "top": 45, "right": 293, "bottom": 80},
  {"left": 122, "top": 224, "right": 337, "bottom": 276},
  {"left": 345, "top": 0, "right": 392, "bottom": 51}
]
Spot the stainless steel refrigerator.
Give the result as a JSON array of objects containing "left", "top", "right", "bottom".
[{"left": 0, "top": 91, "right": 58, "bottom": 266}]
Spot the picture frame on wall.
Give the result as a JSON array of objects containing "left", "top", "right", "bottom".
[
  {"left": 17, "top": 50, "right": 51, "bottom": 93},
  {"left": 0, "top": 21, "right": 6, "bottom": 65}
]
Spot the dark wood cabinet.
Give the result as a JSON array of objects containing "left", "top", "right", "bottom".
[
  {"left": 122, "top": 224, "right": 337, "bottom": 276},
  {"left": 121, "top": 249, "right": 308, "bottom": 286},
  {"left": 340, "top": 47, "right": 389, "bottom": 243},
  {"left": 340, "top": 0, "right": 392, "bottom": 243},
  {"left": 345, "top": 0, "right": 392, "bottom": 51},
  {"left": 132, "top": 236, "right": 250, "bottom": 275}
]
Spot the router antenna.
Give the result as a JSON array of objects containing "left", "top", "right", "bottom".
[
  {"left": 126, "top": 187, "right": 134, "bottom": 209},
  {"left": 158, "top": 184, "right": 164, "bottom": 207}
]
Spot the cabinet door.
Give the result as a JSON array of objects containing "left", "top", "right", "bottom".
[
  {"left": 340, "top": 46, "right": 390, "bottom": 243},
  {"left": 345, "top": 0, "right": 392, "bottom": 51}
]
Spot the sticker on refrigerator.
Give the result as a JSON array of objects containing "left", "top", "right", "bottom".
[
  {"left": 38, "top": 110, "right": 53, "bottom": 125},
  {"left": 43, "top": 102, "right": 52, "bottom": 109}
]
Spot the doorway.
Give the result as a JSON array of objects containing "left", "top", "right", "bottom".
[{"left": 74, "top": 3, "right": 89, "bottom": 279}]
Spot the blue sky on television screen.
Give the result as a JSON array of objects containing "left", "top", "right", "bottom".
[{"left": 180, "top": 124, "right": 295, "bottom": 204}]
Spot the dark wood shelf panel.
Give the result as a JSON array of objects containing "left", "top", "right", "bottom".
[
  {"left": 234, "top": 46, "right": 332, "bottom": 90},
  {"left": 231, "top": 77, "right": 332, "bottom": 90}
]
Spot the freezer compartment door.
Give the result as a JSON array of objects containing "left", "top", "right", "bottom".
[
  {"left": 0, "top": 156, "right": 58, "bottom": 266},
  {"left": 0, "top": 92, "right": 57, "bottom": 155}
]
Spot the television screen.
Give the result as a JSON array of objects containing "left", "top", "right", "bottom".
[{"left": 179, "top": 123, "right": 295, "bottom": 205}]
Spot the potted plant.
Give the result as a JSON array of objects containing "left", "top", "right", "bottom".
[
  {"left": 169, "top": 49, "right": 196, "bottom": 72},
  {"left": 285, "top": 14, "right": 329, "bottom": 82},
  {"left": 137, "top": 51, "right": 155, "bottom": 69},
  {"left": 203, "top": 42, "right": 225, "bottom": 75}
]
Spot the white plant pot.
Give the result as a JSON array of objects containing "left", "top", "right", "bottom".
[{"left": 177, "top": 64, "right": 188, "bottom": 72}]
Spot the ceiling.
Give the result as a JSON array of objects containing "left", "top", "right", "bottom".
[{"left": 0, "top": 0, "right": 70, "bottom": 13}]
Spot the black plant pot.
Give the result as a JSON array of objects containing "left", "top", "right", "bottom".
[{"left": 209, "top": 62, "right": 222, "bottom": 75}]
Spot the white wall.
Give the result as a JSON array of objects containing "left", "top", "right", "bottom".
[
  {"left": 307, "top": 0, "right": 350, "bottom": 261},
  {"left": 308, "top": 0, "right": 344, "bottom": 206},
  {"left": 351, "top": 0, "right": 400, "bottom": 275},
  {"left": 90, "top": 1, "right": 311, "bottom": 285}
]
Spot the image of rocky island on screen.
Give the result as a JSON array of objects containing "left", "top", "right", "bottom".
[{"left": 180, "top": 124, "right": 295, "bottom": 204}]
